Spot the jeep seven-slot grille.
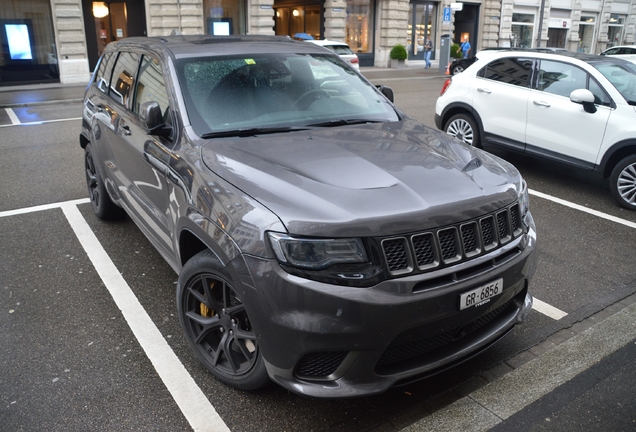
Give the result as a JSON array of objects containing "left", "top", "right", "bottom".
[{"left": 381, "top": 203, "right": 523, "bottom": 276}]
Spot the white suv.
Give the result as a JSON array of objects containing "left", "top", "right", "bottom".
[{"left": 435, "top": 50, "right": 636, "bottom": 210}]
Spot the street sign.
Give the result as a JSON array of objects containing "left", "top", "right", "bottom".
[
  {"left": 450, "top": 2, "right": 463, "bottom": 11},
  {"left": 443, "top": 7, "right": 451, "bottom": 23}
]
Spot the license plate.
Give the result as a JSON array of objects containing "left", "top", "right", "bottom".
[{"left": 460, "top": 278, "right": 503, "bottom": 310}]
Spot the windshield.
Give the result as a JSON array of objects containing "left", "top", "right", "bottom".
[
  {"left": 176, "top": 53, "right": 399, "bottom": 136},
  {"left": 594, "top": 61, "right": 636, "bottom": 105}
]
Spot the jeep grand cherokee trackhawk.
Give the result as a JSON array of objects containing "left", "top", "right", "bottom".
[{"left": 80, "top": 35, "right": 537, "bottom": 398}]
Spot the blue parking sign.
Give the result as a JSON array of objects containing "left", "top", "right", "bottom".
[{"left": 443, "top": 7, "right": 451, "bottom": 23}]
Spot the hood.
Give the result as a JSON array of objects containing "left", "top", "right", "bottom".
[{"left": 201, "top": 120, "right": 520, "bottom": 237}]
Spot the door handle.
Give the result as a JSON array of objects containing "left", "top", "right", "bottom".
[
  {"left": 121, "top": 125, "right": 132, "bottom": 136},
  {"left": 477, "top": 88, "right": 491, "bottom": 94},
  {"left": 533, "top": 100, "right": 551, "bottom": 107}
]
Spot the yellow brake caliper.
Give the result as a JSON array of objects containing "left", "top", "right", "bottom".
[{"left": 200, "top": 280, "right": 215, "bottom": 318}]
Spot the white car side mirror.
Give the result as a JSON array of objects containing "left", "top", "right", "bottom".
[{"left": 570, "top": 89, "right": 597, "bottom": 113}]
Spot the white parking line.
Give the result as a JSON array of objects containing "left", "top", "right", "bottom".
[
  {"left": 0, "top": 198, "right": 90, "bottom": 218},
  {"left": 0, "top": 116, "right": 82, "bottom": 128},
  {"left": 529, "top": 189, "right": 636, "bottom": 229},
  {"left": 5, "top": 108, "right": 20, "bottom": 125},
  {"left": 532, "top": 298, "right": 568, "bottom": 320},
  {"left": 61, "top": 204, "right": 229, "bottom": 432}
]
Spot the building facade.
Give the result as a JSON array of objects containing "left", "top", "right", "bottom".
[{"left": 0, "top": 0, "right": 634, "bottom": 86}]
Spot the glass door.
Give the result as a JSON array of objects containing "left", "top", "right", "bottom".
[
  {"left": 407, "top": 3, "right": 436, "bottom": 60},
  {"left": 93, "top": 1, "right": 128, "bottom": 57}
]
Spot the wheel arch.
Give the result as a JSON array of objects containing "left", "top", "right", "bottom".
[
  {"left": 598, "top": 140, "right": 636, "bottom": 179},
  {"left": 179, "top": 228, "right": 215, "bottom": 268},
  {"left": 439, "top": 103, "right": 485, "bottom": 140},
  {"left": 176, "top": 214, "right": 242, "bottom": 270},
  {"left": 79, "top": 132, "right": 90, "bottom": 149}
]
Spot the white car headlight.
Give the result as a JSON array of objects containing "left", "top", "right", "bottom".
[{"left": 268, "top": 233, "right": 368, "bottom": 270}]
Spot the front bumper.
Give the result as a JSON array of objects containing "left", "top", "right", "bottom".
[{"left": 235, "top": 216, "right": 537, "bottom": 398}]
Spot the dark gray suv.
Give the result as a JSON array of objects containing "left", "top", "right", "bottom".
[{"left": 80, "top": 35, "right": 537, "bottom": 398}]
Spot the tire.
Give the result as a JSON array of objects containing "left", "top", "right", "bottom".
[
  {"left": 85, "top": 143, "right": 123, "bottom": 219},
  {"left": 610, "top": 154, "right": 636, "bottom": 210},
  {"left": 177, "top": 250, "right": 269, "bottom": 390},
  {"left": 451, "top": 64, "right": 464, "bottom": 75},
  {"left": 444, "top": 113, "right": 481, "bottom": 148}
]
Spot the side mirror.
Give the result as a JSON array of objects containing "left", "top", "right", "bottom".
[
  {"left": 140, "top": 101, "right": 173, "bottom": 138},
  {"left": 140, "top": 101, "right": 164, "bottom": 131},
  {"left": 376, "top": 85, "right": 394, "bottom": 103},
  {"left": 569, "top": 89, "right": 597, "bottom": 113}
]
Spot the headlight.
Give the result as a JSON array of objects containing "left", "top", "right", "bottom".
[
  {"left": 268, "top": 232, "right": 368, "bottom": 270},
  {"left": 518, "top": 178, "right": 529, "bottom": 220}
]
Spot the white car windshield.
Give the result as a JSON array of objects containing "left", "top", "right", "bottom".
[{"left": 176, "top": 53, "right": 399, "bottom": 136}]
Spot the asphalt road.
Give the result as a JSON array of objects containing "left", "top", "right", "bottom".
[{"left": 1, "top": 73, "right": 635, "bottom": 431}]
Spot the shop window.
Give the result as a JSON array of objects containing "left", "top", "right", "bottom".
[
  {"left": 346, "top": 0, "right": 374, "bottom": 54},
  {"left": 0, "top": 0, "right": 59, "bottom": 85},
  {"left": 511, "top": 13, "right": 534, "bottom": 48},
  {"left": 607, "top": 14, "right": 625, "bottom": 48},
  {"left": 204, "top": 0, "right": 245, "bottom": 35}
]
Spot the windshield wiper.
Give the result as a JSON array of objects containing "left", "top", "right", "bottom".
[
  {"left": 306, "top": 118, "right": 382, "bottom": 127},
  {"left": 201, "top": 126, "right": 310, "bottom": 139}
]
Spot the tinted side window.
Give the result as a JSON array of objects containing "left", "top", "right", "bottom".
[
  {"left": 477, "top": 57, "right": 532, "bottom": 87},
  {"left": 537, "top": 60, "right": 587, "bottom": 97},
  {"left": 94, "top": 52, "right": 114, "bottom": 93},
  {"left": 110, "top": 51, "right": 140, "bottom": 107},
  {"left": 133, "top": 55, "right": 170, "bottom": 118}
]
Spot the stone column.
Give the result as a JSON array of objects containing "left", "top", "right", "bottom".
[
  {"left": 624, "top": 0, "right": 635, "bottom": 44},
  {"left": 249, "top": 0, "right": 275, "bottom": 35},
  {"left": 377, "top": 0, "right": 409, "bottom": 67},
  {"left": 536, "top": 0, "right": 550, "bottom": 47},
  {"left": 596, "top": 0, "right": 612, "bottom": 53},
  {"left": 147, "top": 0, "right": 203, "bottom": 37},
  {"left": 482, "top": 0, "right": 502, "bottom": 48},
  {"left": 568, "top": 0, "right": 583, "bottom": 52},
  {"left": 498, "top": 0, "right": 513, "bottom": 47},
  {"left": 324, "top": 0, "right": 347, "bottom": 41},
  {"left": 51, "top": 0, "right": 91, "bottom": 84}
]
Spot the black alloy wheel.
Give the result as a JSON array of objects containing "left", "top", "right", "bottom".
[
  {"left": 177, "top": 250, "right": 269, "bottom": 390},
  {"left": 85, "top": 143, "right": 123, "bottom": 219},
  {"left": 451, "top": 64, "right": 464, "bottom": 75}
]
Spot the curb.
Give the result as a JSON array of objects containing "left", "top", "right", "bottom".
[{"left": 1, "top": 98, "right": 84, "bottom": 109}]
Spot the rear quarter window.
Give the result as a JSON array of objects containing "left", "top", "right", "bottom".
[
  {"left": 478, "top": 57, "right": 533, "bottom": 87},
  {"left": 94, "top": 52, "right": 115, "bottom": 93}
]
